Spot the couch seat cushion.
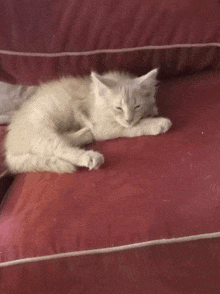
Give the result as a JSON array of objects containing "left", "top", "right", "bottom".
[{"left": 1, "top": 71, "right": 220, "bottom": 293}]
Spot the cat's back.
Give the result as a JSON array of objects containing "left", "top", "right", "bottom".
[
  {"left": 6, "top": 76, "right": 92, "bottom": 154},
  {"left": 31, "top": 75, "right": 91, "bottom": 108},
  {"left": 10, "top": 76, "right": 91, "bottom": 125}
]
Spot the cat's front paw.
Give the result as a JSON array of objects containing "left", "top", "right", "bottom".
[
  {"left": 78, "top": 150, "right": 104, "bottom": 170},
  {"left": 149, "top": 117, "right": 172, "bottom": 135}
]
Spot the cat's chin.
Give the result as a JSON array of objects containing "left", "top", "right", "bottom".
[{"left": 118, "top": 121, "right": 136, "bottom": 128}]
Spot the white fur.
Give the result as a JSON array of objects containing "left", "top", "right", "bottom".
[{"left": 5, "top": 69, "right": 172, "bottom": 174}]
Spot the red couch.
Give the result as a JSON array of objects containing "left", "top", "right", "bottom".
[{"left": 1, "top": 1, "right": 220, "bottom": 293}]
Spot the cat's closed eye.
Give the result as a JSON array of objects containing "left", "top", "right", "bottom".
[
  {"left": 134, "top": 105, "right": 141, "bottom": 110},
  {"left": 116, "top": 107, "right": 123, "bottom": 111}
]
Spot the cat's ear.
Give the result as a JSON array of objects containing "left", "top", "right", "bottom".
[
  {"left": 135, "top": 68, "right": 158, "bottom": 87},
  {"left": 91, "top": 72, "right": 116, "bottom": 96}
]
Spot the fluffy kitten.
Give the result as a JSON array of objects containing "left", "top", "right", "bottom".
[{"left": 5, "top": 68, "right": 172, "bottom": 174}]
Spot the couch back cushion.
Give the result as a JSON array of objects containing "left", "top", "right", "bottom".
[{"left": 0, "top": 0, "right": 219, "bottom": 84}]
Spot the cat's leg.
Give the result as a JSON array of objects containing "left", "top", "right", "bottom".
[
  {"left": 126, "top": 117, "right": 172, "bottom": 137},
  {"left": 56, "top": 147, "right": 104, "bottom": 171},
  {"left": 31, "top": 130, "right": 104, "bottom": 171},
  {"left": 6, "top": 128, "right": 104, "bottom": 173},
  {"left": 6, "top": 153, "right": 77, "bottom": 173},
  {"left": 63, "top": 128, "right": 94, "bottom": 146},
  {"left": 7, "top": 143, "right": 104, "bottom": 173},
  {"left": 92, "top": 117, "right": 172, "bottom": 140},
  {"left": 5, "top": 123, "right": 78, "bottom": 173}
]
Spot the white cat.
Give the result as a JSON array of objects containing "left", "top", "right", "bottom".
[{"left": 5, "top": 68, "right": 172, "bottom": 174}]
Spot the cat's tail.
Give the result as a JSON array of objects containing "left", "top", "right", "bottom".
[{"left": 5, "top": 152, "right": 77, "bottom": 174}]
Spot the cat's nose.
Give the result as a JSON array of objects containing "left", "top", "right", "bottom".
[{"left": 125, "top": 118, "right": 133, "bottom": 123}]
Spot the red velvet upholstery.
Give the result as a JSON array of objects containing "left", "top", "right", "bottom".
[
  {"left": 0, "top": 0, "right": 219, "bottom": 84},
  {"left": 1, "top": 0, "right": 220, "bottom": 293},
  {"left": 1, "top": 71, "right": 220, "bottom": 293}
]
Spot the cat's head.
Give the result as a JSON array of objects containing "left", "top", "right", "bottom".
[{"left": 91, "top": 69, "right": 159, "bottom": 128}]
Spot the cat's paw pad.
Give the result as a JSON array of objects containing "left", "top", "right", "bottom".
[
  {"left": 79, "top": 151, "right": 104, "bottom": 170},
  {"left": 150, "top": 118, "right": 172, "bottom": 135}
]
